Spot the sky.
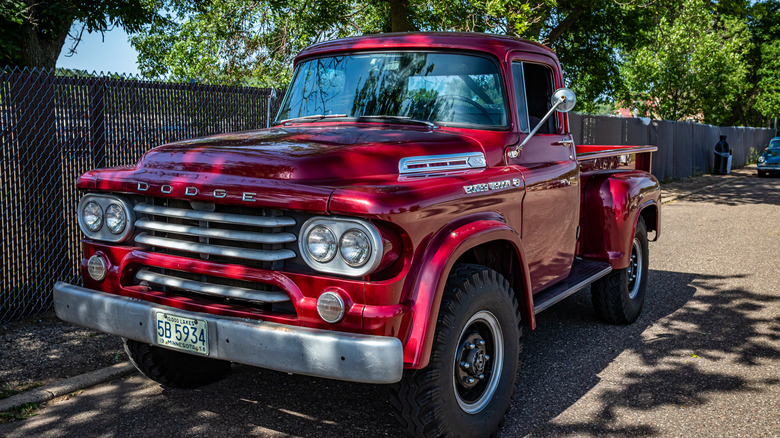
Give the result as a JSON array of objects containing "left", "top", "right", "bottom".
[{"left": 56, "top": 25, "right": 141, "bottom": 76}]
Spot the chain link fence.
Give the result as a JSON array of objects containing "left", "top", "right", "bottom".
[{"left": 0, "top": 67, "right": 281, "bottom": 322}]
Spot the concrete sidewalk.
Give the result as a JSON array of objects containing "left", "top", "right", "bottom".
[{"left": 0, "top": 165, "right": 761, "bottom": 417}]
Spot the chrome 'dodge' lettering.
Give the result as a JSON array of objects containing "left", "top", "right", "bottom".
[{"left": 464, "top": 179, "right": 522, "bottom": 194}]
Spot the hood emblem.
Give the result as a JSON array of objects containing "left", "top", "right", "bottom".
[{"left": 399, "top": 152, "right": 487, "bottom": 174}]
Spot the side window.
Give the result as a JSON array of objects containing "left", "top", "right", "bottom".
[
  {"left": 521, "top": 63, "right": 557, "bottom": 134},
  {"left": 511, "top": 62, "right": 530, "bottom": 133}
]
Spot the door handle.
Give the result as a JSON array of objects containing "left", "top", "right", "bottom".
[{"left": 553, "top": 139, "right": 574, "bottom": 147}]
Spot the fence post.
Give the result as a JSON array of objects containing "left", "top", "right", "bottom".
[{"left": 89, "top": 77, "right": 106, "bottom": 168}]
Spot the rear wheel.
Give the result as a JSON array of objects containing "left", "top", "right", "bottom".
[
  {"left": 391, "top": 265, "right": 522, "bottom": 437},
  {"left": 123, "top": 338, "right": 231, "bottom": 388},
  {"left": 591, "top": 217, "right": 649, "bottom": 324}
]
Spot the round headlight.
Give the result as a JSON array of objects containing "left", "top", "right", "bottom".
[
  {"left": 339, "top": 229, "right": 371, "bottom": 267},
  {"left": 82, "top": 201, "right": 103, "bottom": 232},
  {"left": 105, "top": 203, "right": 127, "bottom": 234},
  {"left": 306, "top": 226, "right": 337, "bottom": 263},
  {"left": 758, "top": 155, "right": 765, "bottom": 163}
]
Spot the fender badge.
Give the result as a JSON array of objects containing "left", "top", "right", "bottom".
[{"left": 464, "top": 179, "right": 522, "bottom": 194}]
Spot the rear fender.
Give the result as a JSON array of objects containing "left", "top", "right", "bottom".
[
  {"left": 580, "top": 171, "right": 660, "bottom": 269},
  {"left": 402, "top": 218, "right": 531, "bottom": 369}
]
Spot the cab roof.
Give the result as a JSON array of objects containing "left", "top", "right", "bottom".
[{"left": 295, "top": 32, "right": 558, "bottom": 65}]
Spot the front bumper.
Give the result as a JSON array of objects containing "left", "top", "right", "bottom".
[{"left": 53, "top": 282, "right": 403, "bottom": 384}]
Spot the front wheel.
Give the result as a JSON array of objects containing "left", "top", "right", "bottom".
[
  {"left": 591, "top": 217, "right": 649, "bottom": 324},
  {"left": 123, "top": 338, "right": 231, "bottom": 388},
  {"left": 391, "top": 265, "right": 522, "bottom": 437}
]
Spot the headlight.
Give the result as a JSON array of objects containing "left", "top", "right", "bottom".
[
  {"left": 82, "top": 201, "right": 103, "bottom": 232},
  {"left": 78, "top": 194, "right": 135, "bottom": 242},
  {"left": 340, "top": 229, "right": 371, "bottom": 267},
  {"left": 758, "top": 155, "right": 765, "bottom": 163},
  {"left": 105, "top": 203, "right": 127, "bottom": 234},
  {"left": 306, "top": 226, "right": 337, "bottom": 262},
  {"left": 299, "top": 217, "right": 383, "bottom": 277}
]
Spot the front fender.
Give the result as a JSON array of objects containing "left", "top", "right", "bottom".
[
  {"left": 402, "top": 219, "right": 531, "bottom": 369},
  {"left": 580, "top": 171, "right": 660, "bottom": 269}
]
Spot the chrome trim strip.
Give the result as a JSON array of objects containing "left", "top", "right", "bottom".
[
  {"left": 135, "top": 233, "right": 296, "bottom": 262},
  {"left": 135, "top": 219, "right": 296, "bottom": 244},
  {"left": 399, "top": 152, "right": 487, "bottom": 174},
  {"left": 134, "top": 204, "right": 296, "bottom": 228},
  {"left": 576, "top": 146, "right": 658, "bottom": 161},
  {"left": 54, "top": 283, "right": 404, "bottom": 384},
  {"left": 136, "top": 269, "right": 289, "bottom": 303}
]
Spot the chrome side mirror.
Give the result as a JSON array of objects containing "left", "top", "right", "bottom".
[{"left": 508, "top": 87, "right": 577, "bottom": 158}]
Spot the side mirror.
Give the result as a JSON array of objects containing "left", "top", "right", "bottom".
[
  {"left": 551, "top": 88, "right": 576, "bottom": 113},
  {"left": 508, "top": 87, "right": 577, "bottom": 158}
]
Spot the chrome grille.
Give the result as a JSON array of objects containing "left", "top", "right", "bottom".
[{"left": 133, "top": 199, "right": 297, "bottom": 269}]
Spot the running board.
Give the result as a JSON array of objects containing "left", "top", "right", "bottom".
[{"left": 533, "top": 259, "right": 612, "bottom": 314}]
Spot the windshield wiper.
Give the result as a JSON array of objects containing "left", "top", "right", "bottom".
[
  {"left": 274, "top": 114, "right": 348, "bottom": 125},
  {"left": 356, "top": 115, "right": 438, "bottom": 129}
]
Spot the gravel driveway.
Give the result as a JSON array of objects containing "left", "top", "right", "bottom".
[{"left": 1, "top": 171, "right": 778, "bottom": 437}]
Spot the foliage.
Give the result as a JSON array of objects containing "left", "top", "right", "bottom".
[
  {"left": 130, "top": 0, "right": 374, "bottom": 86},
  {"left": 0, "top": 0, "right": 159, "bottom": 68},
  {"left": 620, "top": 0, "right": 752, "bottom": 125},
  {"left": 754, "top": 40, "right": 780, "bottom": 118}
]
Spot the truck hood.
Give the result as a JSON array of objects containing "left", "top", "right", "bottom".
[
  {"left": 136, "top": 125, "right": 484, "bottom": 183},
  {"left": 81, "top": 125, "right": 486, "bottom": 213}
]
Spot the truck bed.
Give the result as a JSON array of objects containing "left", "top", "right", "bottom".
[{"left": 576, "top": 144, "right": 658, "bottom": 173}]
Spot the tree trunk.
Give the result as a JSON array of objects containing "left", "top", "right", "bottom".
[
  {"left": 16, "top": 1, "right": 74, "bottom": 69},
  {"left": 388, "top": 0, "right": 414, "bottom": 32}
]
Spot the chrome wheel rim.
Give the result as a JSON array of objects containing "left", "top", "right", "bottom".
[
  {"left": 453, "top": 310, "right": 503, "bottom": 414},
  {"left": 627, "top": 237, "right": 643, "bottom": 299}
]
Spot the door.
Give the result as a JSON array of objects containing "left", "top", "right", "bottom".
[{"left": 509, "top": 60, "right": 579, "bottom": 293}]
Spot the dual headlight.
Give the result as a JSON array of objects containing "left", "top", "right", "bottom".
[
  {"left": 300, "top": 218, "right": 383, "bottom": 277},
  {"left": 77, "top": 194, "right": 135, "bottom": 242}
]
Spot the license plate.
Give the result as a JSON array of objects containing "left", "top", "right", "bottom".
[{"left": 155, "top": 312, "right": 209, "bottom": 355}]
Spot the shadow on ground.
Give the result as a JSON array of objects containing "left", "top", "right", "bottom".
[{"left": 2, "top": 267, "right": 777, "bottom": 437}]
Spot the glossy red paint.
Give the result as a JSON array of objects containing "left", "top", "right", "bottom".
[
  {"left": 69, "top": 33, "right": 661, "bottom": 372},
  {"left": 578, "top": 170, "right": 661, "bottom": 269}
]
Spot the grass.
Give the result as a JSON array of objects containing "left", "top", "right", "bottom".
[
  {"left": 0, "top": 382, "right": 45, "bottom": 401},
  {"left": 0, "top": 402, "right": 41, "bottom": 423}
]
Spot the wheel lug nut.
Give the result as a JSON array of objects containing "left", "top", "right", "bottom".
[
  {"left": 478, "top": 374, "right": 485, "bottom": 380},
  {"left": 477, "top": 339, "right": 485, "bottom": 346},
  {"left": 460, "top": 361, "right": 470, "bottom": 369},
  {"left": 467, "top": 343, "right": 476, "bottom": 349},
  {"left": 463, "top": 377, "right": 475, "bottom": 384},
  {"left": 484, "top": 354, "right": 490, "bottom": 361}
]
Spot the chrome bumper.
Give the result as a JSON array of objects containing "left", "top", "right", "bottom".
[{"left": 53, "top": 282, "right": 403, "bottom": 384}]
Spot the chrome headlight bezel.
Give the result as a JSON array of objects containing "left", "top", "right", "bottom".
[
  {"left": 299, "top": 217, "right": 383, "bottom": 277},
  {"left": 77, "top": 194, "right": 135, "bottom": 242}
]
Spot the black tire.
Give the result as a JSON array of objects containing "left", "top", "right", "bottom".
[
  {"left": 123, "top": 338, "right": 231, "bottom": 388},
  {"left": 757, "top": 171, "right": 767, "bottom": 178},
  {"left": 591, "top": 217, "right": 649, "bottom": 324},
  {"left": 391, "top": 265, "right": 522, "bottom": 438}
]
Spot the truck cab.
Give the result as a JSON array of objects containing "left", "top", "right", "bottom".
[{"left": 54, "top": 33, "right": 660, "bottom": 437}]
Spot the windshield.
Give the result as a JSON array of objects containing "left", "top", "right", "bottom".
[
  {"left": 276, "top": 52, "right": 508, "bottom": 128},
  {"left": 769, "top": 139, "right": 780, "bottom": 150}
]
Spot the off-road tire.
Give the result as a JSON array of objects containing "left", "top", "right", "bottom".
[
  {"left": 591, "top": 217, "right": 649, "bottom": 324},
  {"left": 123, "top": 338, "right": 231, "bottom": 388},
  {"left": 391, "top": 264, "right": 522, "bottom": 438}
]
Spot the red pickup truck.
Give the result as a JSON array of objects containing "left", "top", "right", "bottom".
[{"left": 54, "top": 32, "right": 660, "bottom": 437}]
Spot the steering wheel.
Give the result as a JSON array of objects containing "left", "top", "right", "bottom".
[
  {"left": 437, "top": 95, "right": 492, "bottom": 118},
  {"left": 437, "top": 94, "right": 493, "bottom": 124}
]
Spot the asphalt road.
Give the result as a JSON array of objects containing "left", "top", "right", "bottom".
[{"left": 2, "top": 175, "right": 779, "bottom": 437}]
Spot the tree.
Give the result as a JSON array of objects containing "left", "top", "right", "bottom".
[
  {"left": 0, "top": 0, "right": 159, "bottom": 69},
  {"left": 620, "top": 0, "right": 752, "bottom": 125},
  {"left": 754, "top": 40, "right": 780, "bottom": 119}
]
